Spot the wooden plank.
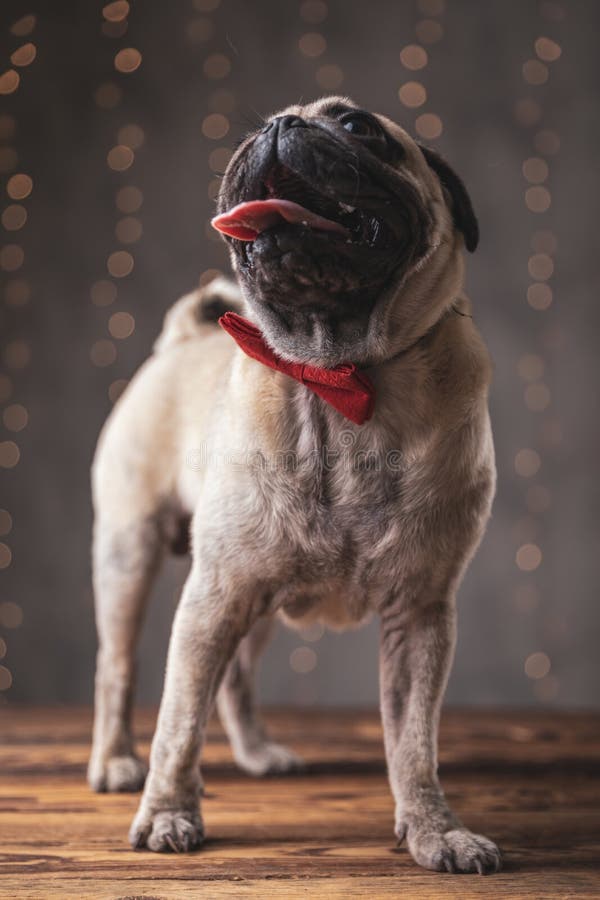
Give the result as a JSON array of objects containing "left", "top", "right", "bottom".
[{"left": 1, "top": 708, "right": 599, "bottom": 898}]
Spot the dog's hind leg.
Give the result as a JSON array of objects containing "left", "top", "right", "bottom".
[
  {"left": 216, "top": 615, "right": 304, "bottom": 775},
  {"left": 88, "top": 516, "right": 163, "bottom": 792}
]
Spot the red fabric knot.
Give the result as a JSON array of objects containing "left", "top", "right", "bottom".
[{"left": 219, "top": 311, "right": 375, "bottom": 425}]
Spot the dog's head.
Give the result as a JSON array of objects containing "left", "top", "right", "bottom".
[{"left": 213, "top": 97, "right": 478, "bottom": 366}]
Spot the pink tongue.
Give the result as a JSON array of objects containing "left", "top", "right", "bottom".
[{"left": 211, "top": 198, "right": 349, "bottom": 241}]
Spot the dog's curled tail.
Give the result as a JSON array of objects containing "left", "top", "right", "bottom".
[{"left": 154, "top": 275, "right": 243, "bottom": 353}]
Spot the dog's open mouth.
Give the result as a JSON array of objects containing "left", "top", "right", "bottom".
[{"left": 212, "top": 164, "right": 395, "bottom": 250}]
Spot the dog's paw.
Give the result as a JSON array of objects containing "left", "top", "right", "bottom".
[
  {"left": 405, "top": 825, "right": 502, "bottom": 874},
  {"left": 235, "top": 741, "right": 305, "bottom": 777},
  {"left": 129, "top": 808, "right": 204, "bottom": 853},
  {"left": 88, "top": 754, "right": 147, "bottom": 793}
]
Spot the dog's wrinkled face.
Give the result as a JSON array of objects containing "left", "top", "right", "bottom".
[{"left": 214, "top": 96, "right": 478, "bottom": 366}]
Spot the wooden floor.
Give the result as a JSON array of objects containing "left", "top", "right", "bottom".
[{"left": 1, "top": 708, "right": 599, "bottom": 899}]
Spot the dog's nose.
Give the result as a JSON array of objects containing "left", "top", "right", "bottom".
[{"left": 273, "top": 115, "right": 306, "bottom": 132}]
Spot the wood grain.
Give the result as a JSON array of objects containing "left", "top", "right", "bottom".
[{"left": 1, "top": 707, "right": 599, "bottom": 898}]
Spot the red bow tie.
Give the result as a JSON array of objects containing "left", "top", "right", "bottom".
[{"left": 219, "top": 312, "right": 375, "bottom": 425}]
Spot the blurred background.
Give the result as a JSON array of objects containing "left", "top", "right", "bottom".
[{"left": 1, "top": 0, "right": 598, "bottom": 710}]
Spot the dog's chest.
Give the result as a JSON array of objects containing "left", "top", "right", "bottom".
[{"left": 254, "top": 406, "right": 412, "bottom": 613}]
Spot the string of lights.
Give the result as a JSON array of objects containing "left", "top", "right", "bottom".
[
  {"left": 514, "top": 1, "right": 564, "bottom": 702},
  {"left": 89, "top": 1, "right": 143, "bottom": 405},
  {"left": 398, "top": 0, "right": 445, "bottom": 141},
  {"left": 0, "top": 13, "right": 39, "bottom": 697}
]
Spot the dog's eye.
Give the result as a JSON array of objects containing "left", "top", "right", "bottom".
[{"left": 340, "top": 114, "right": 382, "bottom": 138}]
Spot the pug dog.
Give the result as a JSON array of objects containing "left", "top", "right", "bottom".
[{"left": 88, "top": 96, "right": 501, "bottom": 874}]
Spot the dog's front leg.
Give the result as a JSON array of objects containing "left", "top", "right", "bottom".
[
  {"left": 379, "top": 596, "right": 501, "bottom": 874},
  {"left": 129, "top": 564, "right": 265, "bottom": 852}
]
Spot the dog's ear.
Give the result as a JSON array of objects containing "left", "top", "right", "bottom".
[{"left": 418, "top": 144, "right": 479, "bottom": 252}]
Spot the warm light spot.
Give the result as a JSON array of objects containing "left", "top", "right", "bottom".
[
  {"left": 1, "top": 205, "right": 27, "bottom": 231},
  {"left": 535, "top": 36, "right": 562, "bottom": 62},
  {"left": 514, "top": 448, "right": 541, "bottom": 478},
  {"left": 0, "top": 71, "right": 20, "bottom": 96},
  {"left": 117, "top": 123, "right": 144, "bottom": 149},
  {"left": 109, "top": 311, "right": 135, "bottom": 339},
  {"left": 10, "top": 15, "right": 36, "bottom": 37},
  {"left": 514, "top": 98, "right": 542, "bottom": 127},
  {"left": 0, "top": 638, "right": 5, "bottom": 659},
  {"left": 516, "top": 543, "right": 542, "bottom": 572},
  {"left": 208, "top": 146, "right": 232, "bottom": 173},
  {"left": 534, "top": 129, "right": 560, "bottom": 155},
  {"left": 199, "top": 268, "right": 223, "bottom": 287},
  {"left": 514, "top": 583, "right": 540, "bottom": 613},
  {"left": 186, "top": 18, "right": 215, "bottom": 43},
  {"left": 415, "top": 113, "right": 443, "bottom": 139},
  {"left": 524, "top": 651, "right": 550, "bottom": 679},
  {"left": 299, "top": 32, "right": 327, "bottom": 57},
  {"left": 6, "top": 174, "right": 32, "bottom": 200},
  {"left": 3, "top": 404, "right": 28, "bottom": 432},
  {"left": 0, "top": 510, "right": 12, "bottom": 537},
  {"left": 90, "top": 339, "right": 117, "bottom": 367},
  {"left": 0, "top": 376, "right": 12, "bottom": 402},
  {"left": 102, "top": 1, "right": 130, "bottom": 22},
  {"left": 0, "top": 244, "right": 24, "bottom": 272},
  {"left": 202, "top": 113, "right": 230, "bottom": 140},
  {"left": 398, "top": 81, "right": 427, "bottom": 108},
  {"left": 10, "top": 43, "right": 36, "bottom": 67},
  {"left": 0, "top": 666, "right": 12, "bottom": 691},
  {"left": 107, "top": 250, "right": 134, "bottom": 278},
  {"left": 527, "top": 283, "right": 553, "bottom": 310},
  {"left": 0, "top": 543, "right": 11, "bottom": 569},
  {"left": 517, "top": 353, "right": 545, "bottom": 381},
  {"left": 531, "top": 230, "right": 557, "bottom": 254},
  {"left": 300, "top": 0, "right": 328, "bottom": 23},
  {"left": 4, "top": 340, "right": 30, "bottom": 369},
  {"left": 415, "top": 19, "right": 443, "bottom": 43},
  {"left": 524, "top": 383, "right": 551, "bottom": 411},
  {"left": 115, "top": 216, "right": 142, "bottom": 243},
  {"left": 0, "top": 115, "right": 16, "bottom": 141},
  {"left": 526, "top": 485, "right": 552, "bottom": 514},
  {"left": 522, "top": 157, "right": 549, "bottom": 184},
  {"left": 204, "top": 53, "right": 231, "bottom": 79},
  {"left": 208, "top": 88, "right": 236, "bottom": 113},
  {"left": 94, "top": 82, "right": 122, "bottom": 109},
  {"left": 315, "top": 64, "right": 344, "bottom": 90},
  {"left": 417, "top": 0, "right": 445, "bottom": 14},
  {"left": 192, "top": 0, "right": 221, "bottom": 9},
  {"left": 400, "top": 44, "right": 428, "bottom": 70},
  {"left": 116, "top": 185, "right": 143, "bottom": 213},
  {"left": 115, "top": 48, "right": 142, "bottom": 74},
  {"left": 107, "top": 144, "right": 134, "bottom": 171},
  {"left": 525, "top": 186, "right": 551, "bottom": 213},
  {"left": 0, "top": 441, "right": 20, "bottom": 469},
  {"left": 91, "top": 280, "right": 117, "bottom": 307},
  {"left": 290, "top": 646, "right": 317, "bottom": 674},
  {"left": 522, "top": 59, "right": 548, "bottom": 85},
  {"left": 108, "top": 378, "right": 128, "bottom": 404},
  {"left": 0, "top": 600, "right": 22, "bottom": 627},
  {"left": 528, "top": 253, "right": 554, "bottom": 281}
]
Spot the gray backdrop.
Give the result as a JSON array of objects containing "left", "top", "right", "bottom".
[{"left": 1, "top": 0, "right": 598, "bottom": 708}]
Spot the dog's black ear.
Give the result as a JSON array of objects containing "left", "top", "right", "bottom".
[{"left": 418, "top": 143, "right": 479, "bottom": 252}]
